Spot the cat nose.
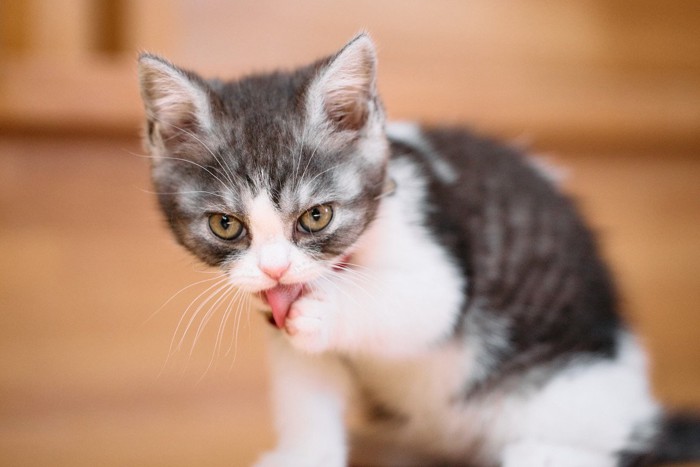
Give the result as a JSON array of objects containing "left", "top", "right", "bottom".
[
  {"left": 258, "top": 241, "right": 291, "bottom": 280},
  {"left": 260, "top": 263, "right": 290, "bottom": 281}
]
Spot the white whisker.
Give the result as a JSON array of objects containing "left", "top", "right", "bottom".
[
  {"left": 173, "top": 278, "right": 231, "bottom": 354},
  {"left": 229, "top": 292, "right": 254, "bottom": 369},
  {"left": 201, "top": 287, "right": 243, "bottom": 377},
  {"left": 296, "top": 129, "right": 332, "bottom": 191},
  {"left": 162, "top": 121, "right": 240, "bottom": 188},
  {"left": 299, "top": 161, "right": 354, "bottom": 195},
  {"left": 143, "top": 273, "right": 225, "bottom": 327},
  {"left": 292, "top": 122, "right": 308, "bottom": 190},
  {"left": 188, "top": 283, "right": 236, "bottom": 356},
  {"left": 316, "top": 274, "right": 364, "bottom": 308},
  {"left": 138, "top": 187, "right": 232, "bottom": 203}
]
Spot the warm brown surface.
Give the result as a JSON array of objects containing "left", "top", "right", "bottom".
[
  {"left": 2, "top": 1, "right": 700, "bottom": 151},
  {"left": 1, "top": 1, "right": 698, "bottom": 465},
  {"left": 0, "top": 135, "right": 698, "bottom": 466}
]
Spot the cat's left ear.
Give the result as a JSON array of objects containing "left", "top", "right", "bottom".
[{"left": 308, "top": 33, "right": 382, "bottom": 133}]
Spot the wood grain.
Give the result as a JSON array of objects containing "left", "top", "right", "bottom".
[
  {"left": 0, "top": 135, "right": 697, "bottom": 466},
  {"left": 1, "top": 0, "right": 699, "bottom": 151}
]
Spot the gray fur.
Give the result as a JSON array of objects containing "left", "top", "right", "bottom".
[{"left": 138, "top": 35, "right": 700, "bottom": 465}]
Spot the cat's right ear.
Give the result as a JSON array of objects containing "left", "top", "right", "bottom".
[
  {"left": 137, "top": 53, "right": 216, "bottom": 157},
  {"left": 307, "top": 33, "right": 382, "bottom": 134}
]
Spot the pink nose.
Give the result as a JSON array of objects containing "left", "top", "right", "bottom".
[{"left": 260, "top": 263, "right": 290, "bottom": 280}]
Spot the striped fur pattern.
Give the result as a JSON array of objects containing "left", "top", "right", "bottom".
[{"left": 138, "top": 34, "right": 699, "bottom": 466}]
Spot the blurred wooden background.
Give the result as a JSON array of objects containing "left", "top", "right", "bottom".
[{"left": 1, "top": 1, "right": 698, "bottom": 466}]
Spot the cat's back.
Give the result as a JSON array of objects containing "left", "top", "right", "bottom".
[
  {"left": 387, "top": 122, "right": 565, "bottom": 220},
  {"left": 386, "top": 122, "right": 621, "bottom": 382},
  {"left": 386, "top": 121, "right": 590, "bottom": 265}
]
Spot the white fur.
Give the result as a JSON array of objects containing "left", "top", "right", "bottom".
[
  {"left": 255, "top": 147, "right": 660, "bottom": 466},
  {"left": 248, "top": 193, "right": 287, "bottom": 242},
  {"left": 256, "top": 336, "right": 349, "bottom": 467},
  {"left": 501, "top": 334, "right": 660, "bottom": 464},
  {"left": 526, "top": 154, "right": 569, "bottom": 186},
  {"left": 502, "top": 442, "right": 616, "bottom": 467},
  {"left": 281, "top": 157, "right": 465, "bottom": 357},
  {"left": 226, "top": 193, "right": 327, "bottom": 291},
  {"left": 338, "top": 157, "right": 464, "bottom": 355},
  {"left": 387, "top": 121, "right": 458, "bottom": 184},
  {"left": 346, "top": 341, "right": 508, "bottom": 465}
]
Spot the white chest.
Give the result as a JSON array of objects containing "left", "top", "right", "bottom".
[{"left": 346, "top": 342, "right": 513, "bottom": 463}]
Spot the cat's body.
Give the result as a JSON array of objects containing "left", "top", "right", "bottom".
[
  {"left": 255, "top": 124, "right": 659, "bottom": 467},
  {"left": 138, "top": 34, "right": 700, "bottom": 466}
]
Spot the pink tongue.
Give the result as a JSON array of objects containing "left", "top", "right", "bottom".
[{"left": 264, "top": 284, "right": 303, "bottom": 329}]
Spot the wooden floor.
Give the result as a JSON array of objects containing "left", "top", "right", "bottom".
[{"left": 0, "top": 135, "right": 698, "bottom": 466}]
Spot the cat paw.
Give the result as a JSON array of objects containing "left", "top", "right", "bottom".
[
  {"left": 253, "top": 451, "right": 297, "bottom": 467},
  {"left": 501, "top": 442, "right": 616, "bottom": 467},
  {"left": 284, "top": 294, "right": 334, "bottom": 353},
  {"left": 254, "top": 449, "right": 344, "bottom": 467}
]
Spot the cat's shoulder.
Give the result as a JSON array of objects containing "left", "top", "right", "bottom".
[{"left": 386, "top": 121, "right": 563, "bottom": 187}]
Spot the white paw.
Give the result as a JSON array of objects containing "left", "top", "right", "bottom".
[
  {"left": 502, "top": 441, "right": 616, "bottom": 467},
  {"left": 253, "top": 450, "right": 302, "bottom": 467},
  {"left": 284, "top": 294, "right": 334, "bottom": 354},
  {"left": 254, "top": 448, "right": 344, "bottom": 467}
]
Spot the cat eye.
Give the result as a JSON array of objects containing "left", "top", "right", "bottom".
[
  {"left": 208, "top": 213, "right": 245, "bottom": 240},
  {"left": 298, "top": 204, "right": 333, "bottom": 233}
]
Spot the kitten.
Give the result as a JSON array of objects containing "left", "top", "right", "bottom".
[{"left": 138, "top": 34, "right": 700, "bottom": 466}]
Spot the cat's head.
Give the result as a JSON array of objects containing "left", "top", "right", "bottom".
[{"left": 138, "top": 34, "right": 388, "bottom": 300}]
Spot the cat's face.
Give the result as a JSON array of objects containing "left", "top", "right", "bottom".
[{"left": 138, "top": 34, "right": 387, "bottom": 298}]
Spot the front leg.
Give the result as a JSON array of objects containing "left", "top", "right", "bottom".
[
  {"left": 501, "top": 441, "right": 617, "bottom": 467},
  {"left": 255, "top": 332, "right": 350, "bottom": 467}
]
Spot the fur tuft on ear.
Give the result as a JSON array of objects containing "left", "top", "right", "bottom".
[
  {"left": 137, "top": 54, "right": 214, "bottom": 148},
  {"left": 314, "top": 33, "right": 378, "bottom": 132}
]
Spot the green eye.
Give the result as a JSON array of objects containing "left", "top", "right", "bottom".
[
  {"left": 298, "top": 204, "right": 333, "bottom": 233},
  {"left": 208, "top": 213, "right": 245, "bottom": 240}
]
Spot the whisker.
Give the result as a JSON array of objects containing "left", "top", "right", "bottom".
[
  {"left": 245, "top": 292, "right": 253, "bottom": 342},
  {"left": 159, "top": 120, "right": 240, "bottom": 188},
  {"left": 322, "top": 258, "right": 378, "bottom": 284},
  {"left": 321, "top": 260, "right": 382, "bottom": 302},
  {"left": 143, "top": 273, "right": 225, "bottom": 326},
  {"left": 296, "top": 129, "right": 332, "bottom": 191},
  {"left": 298, "top": 160, "right": 354, "bottom": 195},
  {"left": 332, "top": 271, "right": 381, "bottom": 301},
  {"left": 138, "top": 187, "right": 232, "bottom": 203},
  {"left": 292, "top": 122, "right": 308, "bottom": 191},
  {"left": 329, "top": 266, "right": 379, "bottom": 289},
  {"left": 159, "top": 275, "right": 230, "bottom": 375},
  {"left": 213, "top": 287, "right": 244, "bottom": 359},
  {"left": 127, "top": 123, "right": 245, "bottom": 192},
  {"left": 140, "top": 152, "right": 233, "bottom": 190},
  {"left": 228, "top": 292, "right": 254, "bottom": 369},
  {"left": 228, "top": 290, "right": 247, "bottom": 363},
  {"left": 202, "top": 287, "right": 243, "bottom": 377},
  {"left": 187, "top": 283, "right": 235, "bottom": 382},
  {"left": 331, "top": 259, "right": 374, "bottom": 272},
  {"left": 188, "top": 283, "right": 236, "bottom": 356},
  {"left": 190, "top": 267, "right": 227, "bottom": 274},
  {"left": 165, "top": 276, "right": 230, "bottom": 353},
  {"left": 173, "top": 278, "right": 232, "bottom": 354},
  {"left": 315, "top": 274, "right": 364, "bottom": 308}
]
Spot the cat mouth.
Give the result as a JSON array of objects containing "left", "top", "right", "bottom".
[
  {"left": 260, "top": 283, "right": 305, "bottom": 329},
  {"left": 258, "top": 254, "right": 353, "bottom": 329}
]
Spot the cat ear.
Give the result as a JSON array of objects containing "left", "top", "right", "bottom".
[
  {"left": 310, "top": 33, "right": 379, "bottom": 132},
  {"left": 138, "top": 53, "right": 215, "bottom": 152}
]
